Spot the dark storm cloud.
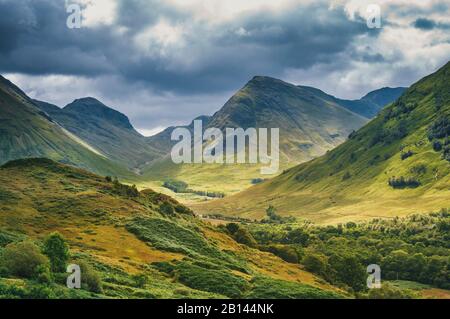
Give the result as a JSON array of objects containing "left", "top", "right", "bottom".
[
  {"left": 0, "top": 0, "right": 374, "bottom": 94},
  {"left": 413, "top": 18, "right": 450, "bottom": 31}
]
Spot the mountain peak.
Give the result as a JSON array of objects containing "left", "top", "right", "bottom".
[{"left": 64, "top": 97, "right": 133, "bottom": 130}]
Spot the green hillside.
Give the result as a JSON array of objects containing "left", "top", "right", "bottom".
[
  {"left": 34, "top": 98, "right": 164, "bottom": 171},
  {"left": 194, "top": 62, "right": 450, "bottom": 224},
  {"left": 0, "top": 158, "right": 343, "bottom": 299},
  {"left": 0, "top": 76, "right": 135, "bottom": 179}
]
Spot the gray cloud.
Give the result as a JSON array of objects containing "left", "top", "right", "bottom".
[
  {"left": 0, "top": 0, "right": 373, "bottom": 94},
  {"left": 0, "top": 0, "right": 449, "bottom": 132}
]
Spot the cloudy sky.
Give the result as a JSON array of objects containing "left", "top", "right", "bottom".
[{"left": 1, "top": 0, "right": 449, "bottom": 136}]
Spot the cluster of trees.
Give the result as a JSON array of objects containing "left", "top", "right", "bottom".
[
  {"left": 163, "top": 179, "right": 225, "bottom": 198},
  {"left": 236, "top": 210, "right": 449, "bottom": 295},
  {"left": 0, "top": 233, "right": 102, "bottom": 294},
  {"left": 262, "top": 206, "right": 295, "bottom": 224},
  {"left": 388, "top": 176, "right": 420, "bottom": 189},
  {"left": 384, "top": 99, "right": 417, "bottom": 121},
  {"left": 106, "top": 176, "right": 139, "bottom": 197},
  {"left": 369, "top": 120, "right": 409, "bottom": 147},
  {"left": 428, "top": 115, "right": 450, "bottom": 141}
]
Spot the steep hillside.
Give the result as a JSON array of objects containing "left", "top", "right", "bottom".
[
  {"left": 0, "top": 76, "right": 134, "bottom": 178},
  {"left": 194, "top": 62, "right": 450, "bottom": 224},
  {"left": 34, "top": 98, "right": 164, "bottom": 171},
  {"left": 143, "top": 76, "right": 369, "bottom": 196},
  {"left": 0, "top": 158, "right": 342, "bottom": 299}
]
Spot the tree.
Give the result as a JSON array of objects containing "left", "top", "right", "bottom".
[
  {"left": 302, "top": 253, "right": 327, "bottom": 275},
  {"left": 78, "top": 261, "right": 103, "bottom": 293},
  {"left": 266, "top": 205, "right": 282, "bottom": 222},
  {"left": 42, "top": 232, "right": 70, "bottom": 273},
  {"left": 233, "top": 228, "right": 257, "bottom": 248},
  {"left": 0, "top": 241, "right": 50, "bottom": 279},
  {"left": 225, "top": 223, "right": 240, "bottom": 235},
  {"left": 159, "top": 202, "right": 175, "bottom": 216}
]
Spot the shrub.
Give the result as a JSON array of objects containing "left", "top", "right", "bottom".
[
  {"left": 433, "top": 141, "right": 443, "bottom": 151},
  {"left": 428, "top": 115, "right": 450, "bottom": 140},
  {"left": 159, "top": 202, "right": 175, "bottom": 217},
  {"left": 0, "top": 241, "right": 50, "bottom": 279},
  {"left": 401, "top": 150, "right": 414, "bottom": 160},
  {"left": 261, "top": 245, "right": 299, "bottom": 263},
  {"left": 225, "top": 223, "right": 240, "bottom": 235},
  {"left": 363, "top": 283, "right": 417, "bottom": 299},
  {"left": 388, "top": 176, "right": 420, "bottom": 189},
  {"left": 78, "top": 261, "right": 103, "bottom": 293},
  {"left": 42, "top": 232, "right": 70, "bottom": 273},
  {"left": 233, "top": 228, "right": 257, "bottom": 248},
  {"left": 302, "top": 253, "right": 327, "bottom": 275},
  {"left": 342, "top": 172, "right": 352, "bottom": 181},
  {"left": 132, "top": 274, "right": 148, "bottom": 288}
]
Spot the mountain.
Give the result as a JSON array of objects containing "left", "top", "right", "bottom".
[
  {"left": 34, "top": 98, "right": 164, "bottom": 172},
  {"left": 143, "top": 76, "right": 370, "bottom": 196},
  {"left": 334, "top": 87, "right": 407, "bottom": 118},
  {"left": 193, "top": 62, "right": 450, "bottom": 224},
  {"left": 0, "top": 75, "right": 134, "bottom": 178},
  {"left": 0, "top": 158, "right": 342, "bottom": 298}
]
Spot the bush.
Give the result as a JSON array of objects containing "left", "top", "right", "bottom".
[
  {"left": 433, "top": 141, "right": 443, "bottom": 151},
  {"left": 428, "top": 116, "right": 450, "bottom": 140},
  {"left": 302, "top": 253, "right": 327, "bottom": 275},
  {"left": 388, "top": 176, "right": 420, "bottom": 189},
  {"left": 233, "top": 228, "right": 257, "bottom": 248},
  {"left": 363, "top": 283, "right": 417, "bottom": 299},
  {"left": 0, "top": 241, "right": 50, "bottom": 279},
  {"left": 78, "top": 261, "right": 103, "bottom": 293},
  {"left": 261, "top": 245, "right": 299, "bottom": 263},
  {"left": 42, "top": 232, "right": 70, "bottom": 273},
  {"left": 132, "top": 274, "right": 148, "bottom": 288},
  {"left": 159, "top": 202, "right": 175, "bottom": 217},
  {"left": 401, "top": 150, "right": 414, "bottom": 160},
  {"left": 225, "top": 223, "right": 240, "bottom": 235},
  {"left": 342, "top": 172, "right": 352, "bottom": 181}
]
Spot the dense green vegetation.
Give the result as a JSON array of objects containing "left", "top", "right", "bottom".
[{"left": 239, "top": 210, "right": 450, "bottom": 294}]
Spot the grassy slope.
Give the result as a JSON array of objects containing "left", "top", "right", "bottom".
[
  {"left": 193, "top": 62, "right": 450, "bottom": 224},
  {"left": 0, "top": 158, "right": 342, "bottom": 298},
  {"left": 0, "top": 76, "right": 135, "bottom": 180},
  {"left": 142, "top": 76, "right": 368, "bottom": 197}
]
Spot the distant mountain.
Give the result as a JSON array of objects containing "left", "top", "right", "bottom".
[
  {"left": 0, "top": 75, "right": 134, "bottom": 178},
  {"left": 336, "top": 87, "right": 407, "bottom": 118},
  {"left": 194, "top": 62, "right": 450, "bottom": 223},
  {"left": 34, "top": 97, "right": 164, "bottom": 171},
  {"left": 144, "top": 76, "right": 370, "bottom": 194}
]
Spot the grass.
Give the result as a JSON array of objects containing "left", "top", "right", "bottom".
[
  {"left": 0, "top": 159, "right": 342, "bottom": 299},
  {"left": 245, "top": 277, "right": 343, "bottom": 299}
]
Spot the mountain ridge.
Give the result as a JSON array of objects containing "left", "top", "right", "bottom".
[{"left": 193, "top": 61, "right": 450, "bottom": 223}]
